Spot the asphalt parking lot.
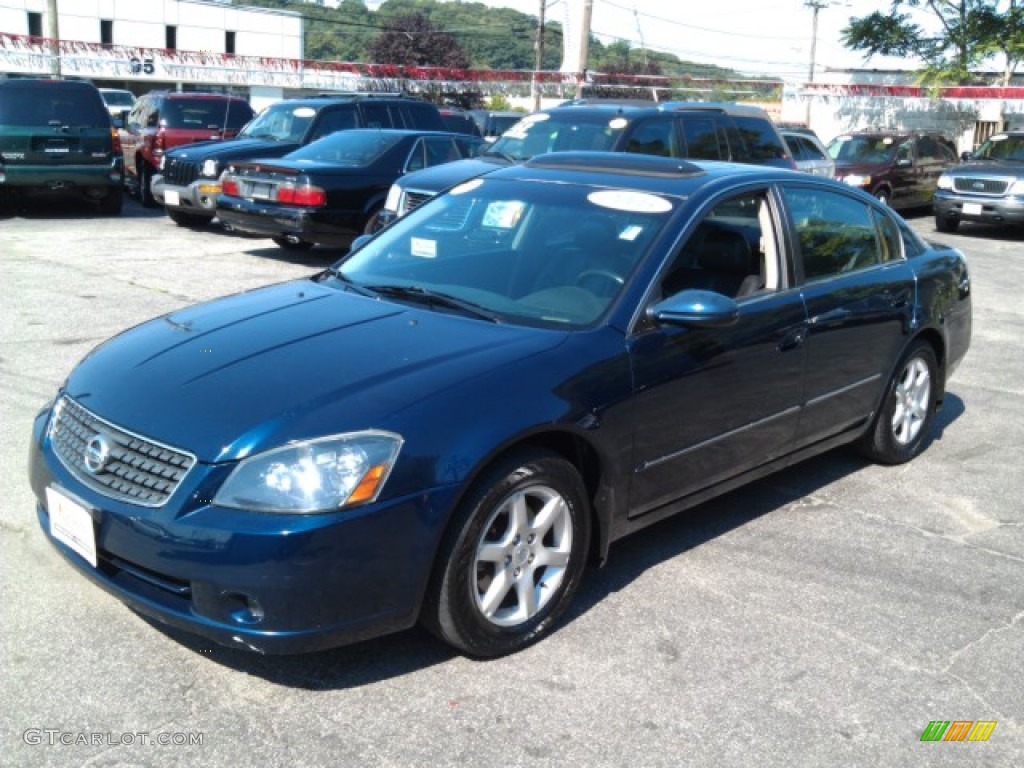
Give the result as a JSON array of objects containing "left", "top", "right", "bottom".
[{"left": 1, "top": 197, "right": 1022, "bottom": 767}]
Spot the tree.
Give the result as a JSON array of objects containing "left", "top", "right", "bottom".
[
  {"left": 842, "top": 1, "right": 1023, "bottom": 85},
  {"left": 367, "top": 11, "right": 470, "bottom": 68}
]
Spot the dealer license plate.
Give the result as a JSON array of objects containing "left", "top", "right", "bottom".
[
  {"left": 962, "top": 202, "right": 983, "bottom": 215},
  {"left": 164, "top": 189, "right": 180, "bottom": 206},
  {"left": 46, "top": 487, "right": 97, "bottom": 568}
]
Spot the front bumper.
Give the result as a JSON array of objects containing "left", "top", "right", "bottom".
[
  {"left": 28, "top": 406, "right": 458, "bottom": 654},
  {"left": 934, "top": 190, "right": 1024, "bottom": 226},
  {"left": 151, "top": 174, "right": 221, "bottom": 216},
  {"left": 217, "top": 196, "right": 361, "bottom": 247}
]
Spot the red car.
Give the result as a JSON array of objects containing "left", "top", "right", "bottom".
[{"left": 120, "top": 91, "right": 253, "bottom": 207}]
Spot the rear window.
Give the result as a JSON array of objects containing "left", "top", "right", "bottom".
[
  {"left": 161, "top": 98, "right": 253, "bottom": 131},
  {"left": 287, "top": 130, "right": 405, "bottom": 166},
  {"left": 0, "top": 84, "right": 109, "bottom": 128}
]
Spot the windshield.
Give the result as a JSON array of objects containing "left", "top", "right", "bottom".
[
  {"left": 827, "top": 135, "right": 900, "bottom": 164},
  {"left": 240, "top": 103, "right": 317, "bottom": 141},
  {"left": 102, "top": 91, "right": 135, "bottom": 107},
  {"left": 287, "top": 131, "right": 404, "bottom": 166},
  {"left": 487, "top": 111, "right": 627, "bottom": 161},
  {"left": 334, "top": 176, "right": 676, "bottom": 328},
  {"left": 972, "top": 134, "right": 1024, "bottom": 161}
]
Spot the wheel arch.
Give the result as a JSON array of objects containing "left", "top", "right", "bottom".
[{"left": 911, "top": 326, "right": 947, "bottom": 405}]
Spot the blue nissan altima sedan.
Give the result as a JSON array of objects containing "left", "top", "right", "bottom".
[{"left": 29, "top": 153, "right": 971, "bottom": 657}]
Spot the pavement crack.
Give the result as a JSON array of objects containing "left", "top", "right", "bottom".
[{"left": 942, "top": 609, "right": 1024, "bottom": 677}]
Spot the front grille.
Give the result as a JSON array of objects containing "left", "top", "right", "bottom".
[
  {"left": 162, "top": 158, "right": 200, "bottom": 186},
  {"left": 49, "top": 396, "right": 196, "bottom": 508},
  {"left": 402, "top": 189, "right": 435, "bottom": 214},
  {"left": 951, "top": 176, "right": 1011, "bottom": 196}
]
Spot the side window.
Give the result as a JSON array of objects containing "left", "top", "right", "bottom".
[
  {"left": 896, "top": 140, "right": 913, "bottom": 164},
  {"left": 660, "top": 190, "right": 777, "bottom": 299},
  {"left": 146, "top": 106, "right": 160, "bottom": 128},
  {"left": 732, "top": 116, "right": 788, "bottom": 162},
  {"left": 405, "top": 140, "right": 427, "bottom": 172},
  {"left": 624, "top": 118, "right": 675, "bottom": 157},
  {"left": 800, "top": 137, "right": 826, "bottom": 161},
  {"left": 873, "top": 209, "right": 903, "bottom": 262},
  {"left": 423, "top": 138, "right": 460, "bottom": 167},
  {"left": 680, "top": 117, "right": 722, "bottom": 160},
  {"left": 310, "top": 107, "right": 357, "bottom": 141},
  {"left": 360, "top": 103, "right": 392, "bottom": 129},
  {"left": 782, "top": 186, "right": 882, "bottom": 281}
]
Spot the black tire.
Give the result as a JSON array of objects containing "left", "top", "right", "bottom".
[
  {"left": 272, "top": 235, "right": 315, "bottom": 251},
  {"left": 139, "top": 162, "right": 157, "bottom": 208},
  {"left": 935, "top": 216, "right": 960, "bottom": 233},
  {"left": 98, "top": 186, "right": 123, "bottom": 215},
  {"left": 167, "top": 208, "right": 214, "bottom": 228},
  {"left": 859, "top": 340, "right": 938, "bottom": 465},
  {"left": 423, "top": 449, "right": 591, "bottom": 657}
]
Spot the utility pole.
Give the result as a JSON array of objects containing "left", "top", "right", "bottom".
[
  {"left": 574, "top": 0, "right": 593, "bottom": 98},
  {"left": 533, "top": 0, "right": 547, "bottom": 111},
  {"left": 804, "top": 0, "right": 828, "bottom": 126},
  {"left": 47, "top": 0, "right": 61, "bottom": 78}
]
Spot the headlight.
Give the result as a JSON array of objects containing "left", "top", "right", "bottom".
[
  {"left": 159, "top": 156, "right": 166, "bottom": 171},
  {"left": 384, "top": 183, "right": 402, "bottom": 212},
  {"left": 201, "top": 159, "right": 219, "bottom": 178},
  {"left": 841, "top": 174, "right": 871, "bottom": 187},
  {"left": 1008, "top": 179, "right": 1024, "bottom": 195},
  {"left": 213, "top": 430, "right": 403, "bottom": 513},
  {"left": 936, "top": 174, "right": 953, "bottom": 190}
]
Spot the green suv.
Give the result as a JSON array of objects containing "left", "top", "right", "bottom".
[{"left": 0, "top": 79, "right": 123, "bottom": 214}]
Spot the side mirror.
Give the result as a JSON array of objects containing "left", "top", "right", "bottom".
[
  {"left": 960, "top": 150, "right": 972, "bottom": 161},
  {"left": 895, "top": 158, "right": 912, "bottom": 167},
  {"left": 648, "top": 289, "right": 740, "bottom": 328},
  {"left": 348, "top": 234, "right": 373, "bottom": 254}
]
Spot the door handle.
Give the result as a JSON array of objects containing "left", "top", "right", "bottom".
[{"left": 778, "top": 326, "right": 807, "bottom": 352}]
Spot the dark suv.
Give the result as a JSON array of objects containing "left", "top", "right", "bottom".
[
  {"left": 933, "top": 131, "right": 1024, "bottom": 232},
  {"left": 120, "top": 91, "right": 254, "bottom": 207},
  {"left": 0, "top": 79, "right": 123, "bottom": 214},
  {"left": 152, "top": 94, "right": 446, "bottom": 226},
  {"left": 828, "top": 130, "right": 957, "bottom": 210},
  {"left": 375, "top": 101, "right": 795, "bottom": 227}
]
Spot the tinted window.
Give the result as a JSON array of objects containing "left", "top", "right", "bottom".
[
  {"left": 680, "top": 117, "right": 722, "bottom": 160},
  {"left": 360, "top": 103, "right": 392, "bottom": 129},
  {"left": 242, "top": 103, "right": 321, "bottom": 142},
  {"left": 873, "top": 209, "right": 903, "bottom": 262},
  {"left": 0, "top": 85, "right": 108, "bottom": 128},
  {"left": 624, "top": 118, "right": 675, "bottom": 157},
  {"left": 161, "top": 99, "right": 252, "bottom": 130},
  {"left": 309, "top": 106, "right": 357, "bottom": 141},
  {"left": 398, "top": 102, "right": 445, "bottom": 130},
  {"left": 783, "top": 186, "right": 881, "bottom": 281},
  {"left": 732, "top": 116, "right": 788, "bottom": 161},
  {"left": 288, "top": 131, "right": 404, "bottom": 166},
  {"left": 828, "top": 136, "right": 899, "bottom": 164}
]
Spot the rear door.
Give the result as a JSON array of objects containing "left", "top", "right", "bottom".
[
  {"left": 0, "top": 83, "right": 112, "bottom": 170},
  {"left": 780, "top": 183, "right": 914, "bottom": 446}
]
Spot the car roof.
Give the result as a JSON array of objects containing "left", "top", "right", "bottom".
[
  {"left": 545, "top": 100, "right": 774, "bottom": 119},
  {"left": 482, "top": 150, "right": 786, "bottom": 198}
]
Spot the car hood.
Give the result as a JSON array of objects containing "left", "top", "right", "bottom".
[
  {"left": 65, "top": 279, "right": 565, "bottom": 463},
  {"left": 945, "top": 159, "right": 1024, "bottom": 177},
  {"left": 397, "top": 155, "right": 511, "bottom": 192},
  {"left": 165, "top": 137, "right": 300, "bottom": 163}
]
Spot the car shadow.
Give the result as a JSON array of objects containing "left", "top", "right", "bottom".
[
  {"left": 931, "top": 222, "right": 1023, "bottom": 240},
  {"left": 141, "top": 393, "right": 967, "bottom": 688},
  {"left": 0, "top": 194, "right": 164, "bottom": 220}
]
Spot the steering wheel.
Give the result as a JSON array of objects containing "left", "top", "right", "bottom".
[{"left": 576, "top": 269, "right": 624, "bottom": 297}]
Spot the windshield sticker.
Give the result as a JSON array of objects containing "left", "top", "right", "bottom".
[
  {"left": 609, "top": 117, "right": 628, "bottom": 130},
  {"left": 482, "top": 201, "right": 526, "bottom": 228},
  {"left": 410, "top": 237, "right": 437, "bottom": 259},
  {"left": 882, "top": 137, "right": 894, "bottom": 144},
  {"left": 991, "top": 134, "right": 1008, "bottom": 141},
  {"left": 620, "top": 224, "right": 644, "bottom": 241},
  {"left": 292, "top": 107, "right": 316, "bottom": 118},
  {"left": 522, "top": 113, "right": 550, "bottom": 123},
  {"left": 450, "top": 179, "right": 484, "bottom": 195},
  {"left": 587, "top": 190, "right": 672, "bottom": 214}
]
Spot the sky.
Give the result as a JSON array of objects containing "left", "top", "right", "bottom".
[{"left": 424, "top": 0, "right": 928, "bottom": 80}]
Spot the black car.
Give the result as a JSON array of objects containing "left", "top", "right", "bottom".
[
  {"left": 934, "top": 131, "right": 1024, "bottom": 232},
  {"left": 153, "top": 94, "right": 447, "bottom": 227},
  {"left": 0, "top": 79, "right": 123, "bottom": 213},
  {"left": 217, "top": 129, "right": 486, "bottom": 250},
  {"left": 374, "top": 101, "right": 796, "bottom": 229},
  {"left": 828, "top": 130, "right": 958, "bottom": 209},
  {"left": 30, "top": 152, "right": 971, "bottom": 657}
]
